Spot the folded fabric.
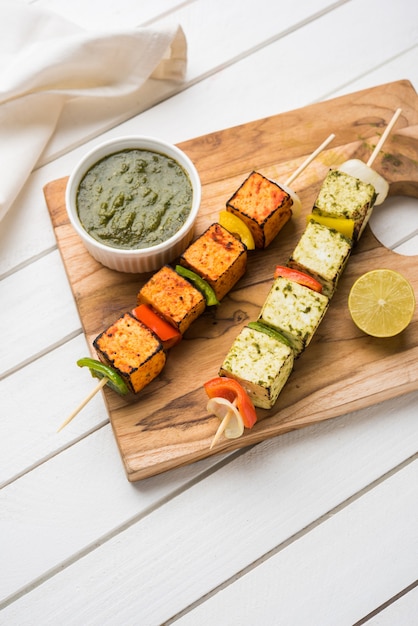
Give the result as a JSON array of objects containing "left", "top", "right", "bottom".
[{"left": 0, "top": 2, "right": 187, "bottom": 221}]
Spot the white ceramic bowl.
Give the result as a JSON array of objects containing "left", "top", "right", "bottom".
[{"left": 65, "top": 136, "right": 201, "bottom": 273}]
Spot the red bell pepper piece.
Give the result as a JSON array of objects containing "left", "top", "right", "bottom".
[
  {"left": 273, "top": 265, "right": 323, "bottom": 293},
  {"left": 203, "top": 377, "right": 257, "bottom": 429},
  {"left": 132, "top": 304, "right": 182, "bottom": 349}
]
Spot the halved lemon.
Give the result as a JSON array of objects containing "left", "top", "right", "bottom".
[
  {"left": 219, "top": 210, "right": 255, "bottom": 250},
  {"left": 348, "top": 269, "right": 415, "bottom": 337}
]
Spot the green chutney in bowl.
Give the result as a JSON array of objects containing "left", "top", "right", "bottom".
[
  {"left": 76, "top": 148, "right": 193, "bottom": 251},
  {"left": 65, "top": 136, "right": 201, "bottom": 273}
]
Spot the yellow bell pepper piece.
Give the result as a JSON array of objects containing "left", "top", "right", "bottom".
[
  {"left": 219, "top": 210, "right": 255, "bottom": 250},
  {"left": 306, "top": 213, "right": 355, "bottom": 239}
]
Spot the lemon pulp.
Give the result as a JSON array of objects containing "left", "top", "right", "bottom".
[{"left": 348, "top": 269, "right": 415, "bottom": 337}]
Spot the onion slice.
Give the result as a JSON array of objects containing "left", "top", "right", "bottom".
[
  {"left": 279, "top": 182, "right": 302, "bottom": 218},
  {"left": 207, "top": 397, "right": 244, "bottom": 440},
  {"left": 337, "top": 159, "right": 389, "bottom": 205}
]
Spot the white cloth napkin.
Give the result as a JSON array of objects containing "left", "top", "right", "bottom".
[{"left": 0, "top": 2, "right": 187, "bottom": 221}]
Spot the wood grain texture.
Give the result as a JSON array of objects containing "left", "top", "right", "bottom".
[{"left": 43, "top": 81, "right": 418, "bottom": 481}]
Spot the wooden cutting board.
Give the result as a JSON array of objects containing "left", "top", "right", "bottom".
[{"left": 44, "top": 80, "right": 418, "bottom": 481}]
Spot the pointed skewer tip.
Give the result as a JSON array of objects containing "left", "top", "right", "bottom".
[{"left": 57, "top": 376, "right": 108, "bottom": 432}]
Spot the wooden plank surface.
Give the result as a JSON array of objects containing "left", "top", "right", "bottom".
[
  {"left": 3, "top": 393, "right": 417, "bottom": 622},
  {"left": 43, "top": 80, "right": 418, "bottom": 481},
  {"left": 173, "top": 459, "right": 418, "bottom": 626},
  {"left": 3, "top": 0, "right": 418, "bottom": 620}
]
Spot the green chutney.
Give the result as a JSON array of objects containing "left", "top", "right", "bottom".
[{"left": 76, "top": 149, "right": 193, "bottom": 250}]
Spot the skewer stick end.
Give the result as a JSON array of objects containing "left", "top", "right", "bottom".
[
  {"left": 284, "top": 132, "right": 336, "bottom": 187},
  {"left": 57, "top": 376, "right": 108, "bottom": 432},
  {"left": 209, "top": 411, "right": 232, "bottom": 449},
  {"left": 366, "top": 108, "right": 402, "bottom": 167}
]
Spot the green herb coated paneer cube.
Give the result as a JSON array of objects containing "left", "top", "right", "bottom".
[
  {"left": 288, "top": 219, "right": 352, "bottom": 298},
  {"left": 312, "top": 169, "right": 377, "bottom": 241},
  {"left": 258, "top": 276, "right": 329, "bottom": 357},
  {"left": 219, "top": 325, "right": 294, "bottom": 409}
]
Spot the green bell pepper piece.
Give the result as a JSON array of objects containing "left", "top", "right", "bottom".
[
  {"left": 247, "top": 321, "right": 292, "bottom": 348},
  {"left": 77, "top": 357, "right": 129, "bottom": 396},
  {"left": 175, "top": 265, "right": 220, "bottom": 306}
]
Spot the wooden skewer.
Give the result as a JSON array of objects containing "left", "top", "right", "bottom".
[
  {"left": 59, "top": 133, "right": 338, "bottom": 438},
  {"left": 367, "top": 108, "right": 402, "bottom": 167},
  {"left": 57, "top": 376, "right": 108, "bottom": 432},
  {"left": 209, "top": 399, "right": 239, "bottom": 450},
  {"left": 210, "top": 112, "right": 402, "bottom": 447},
  {"left": 210, "top": 410, "right": 232, "bottom": 450},
  {"left": 285, "top": 133, "right": 336, "bottom": 187},
  {"left": 209, "top": 118, "right": 400, "bottom": 450}
]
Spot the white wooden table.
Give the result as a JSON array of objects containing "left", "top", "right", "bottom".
[{"left": 1, "top": 1, "right": 418, "bottom": 624}]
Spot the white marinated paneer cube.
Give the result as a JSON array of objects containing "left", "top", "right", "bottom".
[
  {"left": 288, "top": 219, "right": 352, "bottom": 298},
  {"left": 219, "top": 325, "right": 294, "bottom": 409},
  {"left": 312, "top": 169, "right": 377, "bottom": 241},
  {"left": 258, "top": 276, "right": 329, "bottom": 356}
]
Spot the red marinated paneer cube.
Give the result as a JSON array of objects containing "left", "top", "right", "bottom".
[
  {"left": 137, "top": 265, "right": 206, "bottom": 334},
  {"left": 226, "top": 171, "right": 293, "bottom": 248},
  {"left": 179, "top": 223, "right": 247, "bottom": 301},
  {"left": 93, "top": 312, "right": 166, "bottom": 394}
]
